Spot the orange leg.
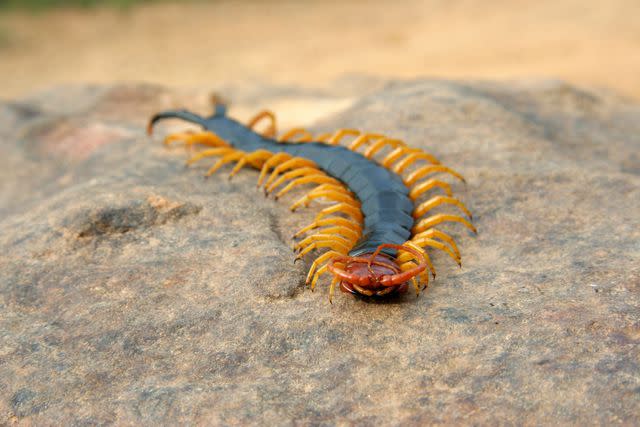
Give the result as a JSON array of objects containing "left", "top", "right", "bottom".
[
  {"left": 295, "top": 234, "right": 354, "bottom": 253},
  {"left": 310, "top": 263, "right": 345, "bottom": 292},
  {"left": 264, "top": 158, "right": 318, "bottom": 188},
  {"left": 315, "top": 203, "right": 364, "bottom": 223},
  {"left": 266, "top": 167, "right": 324, "bottom": 193},
  {"left": 311, "top": 264, "right": 329, "bottom": 291},
  {"left": 363, "top": 138, "right": 405, "bottom": 159},
  {"left": 301, "top": 225, "right": 360, "bottom": 242},
  {"left": 413, "top": 213, "right": 477, "bottom": 235},
  {"left": 306, "top": 250, "right": 342, "bottom": 285},
  {"left": 400, "top": 260, "right": 431, "bottom": 287},
  {"left": 405, "top": 165, "right": 466, "bottom": 186},
  {"left": 327, "top": 129, "right": 360, "bottom": 145},
  {"left": 296, "top": 241, "right": 351, "bottom": 259},
  {"left": 328, "top": 275, "right": 341, "bottom": 303},
  {"left": 398, "top": 261, "right": 424, "bottom": 295},
  {"left": 205, "top": 151, "right": 246, "bottom": 176},
  {"left": 411, "top": 228, "right": 461, "bottom": 260},
  {"left": 290, "top": 189, "right": 359, "bottom": 212},
  {"left": 246, "top": 110, "right": 277, "bottom": 138},
  {"left": 348, "top": 133, "right": 385, "bottom": 151},
  {"left": 257, "top": 153, "right": 292, "bottom": 186},
  {"left": 275, "top": 175, "right": 342, "bottom": 199},
  {"left": 409, "top": 178, "right": 453, "bottom": 199},
  {"left": 294, "top": 217, "right": 362, "bottom": 238},
  {"left": 164, "top": 131, "right": 229, "bottom": 148},
  {"left": 381, "top": 147, "right": 407, "bottom": 168},
  {"left": 411, "top": 237, "right": 461, "bottom": 266},
  {"left": 314, "top": 133, "right": 332, "bottom": 142},
  {"left": 308, "top": 183, "right": 354, "bottom": 196},
  {"left": 413, "top": 195, "right": 473, "bottom": 219},
  {"left": 186, "top": 147, "right": 238, "bottom": 165},
  {"left": 279, "top": 128, "right": 314, "bottom": 142},
  {"left": 397, "top": 242, "right": 436, "bottom": 278},
  {"left": 392, "top": 150, "right": 441, "bottom": 173},
  {"left": 229, "top": 149, "right": 274, "bottom": 178}
]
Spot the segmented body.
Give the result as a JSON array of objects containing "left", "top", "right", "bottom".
[{"left": 149, "top": 104, "right": 475, "bottom": 301}]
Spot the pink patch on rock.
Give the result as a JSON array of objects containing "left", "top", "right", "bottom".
[{"left": 42, "top": 122, "right": 133, "bottom": 161}]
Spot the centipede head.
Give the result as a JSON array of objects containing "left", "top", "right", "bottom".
[{"left": 327, "top": 244, "right": 426, "bottom": 298}]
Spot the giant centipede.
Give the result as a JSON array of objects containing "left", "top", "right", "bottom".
[{"left": 148, "top": 103, "right": 476, "bottom": 302}]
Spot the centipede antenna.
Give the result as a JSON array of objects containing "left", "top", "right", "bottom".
[{"left": 147, "top": 110, "right": 208, "bottom": 135}]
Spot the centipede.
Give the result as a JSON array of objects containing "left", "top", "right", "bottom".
[{"left": 148, "top": 102, "right": 476, "bottom": 302}]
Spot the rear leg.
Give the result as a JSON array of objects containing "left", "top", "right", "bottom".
[
  {"left": 164, "top": 131, "right": 229, "bottom": 149},
  {"left": 247, "top": 110, "right": 277, "bottom": 138}
]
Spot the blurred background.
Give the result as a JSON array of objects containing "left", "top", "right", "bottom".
[{"left": 0, "top": 0, "right": 638, "bottom": 101}]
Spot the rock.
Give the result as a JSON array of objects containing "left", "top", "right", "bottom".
[{"left": 0, "top": 81, "right": 638, "bottom": 424}]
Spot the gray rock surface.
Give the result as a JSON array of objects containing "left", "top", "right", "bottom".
[{"left": 0, "top": 80, "right": 638, "bottom": 425}]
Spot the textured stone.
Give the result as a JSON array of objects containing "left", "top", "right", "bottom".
[{"left": 0, "top": 81, "right": 638, "bottom": 424}]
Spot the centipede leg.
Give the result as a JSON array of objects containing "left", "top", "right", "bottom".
[
  {"left": 164, "top": 131, "right": 229, "bottom": 149},
  {"left": 186, "top": 147, "right": 238, "bottom": 165},
  {"left": 381, "top": 147, "right": 408, "bottom": 168},
  {"left": 413, "top": 195, "right": 473, "bottom": 219},
  {"left": 411, "top": 237, "right": 461, "bottom": 266},
  {"left": 411, "top": 228, "right": 461, "bottom": 260},
  {"left": 328, "top": 276, "right": 340, "bottom": 303},
  {"left": 348, "top": 133, "right": 385, "bottom": 151},
  {"left": 392, "top": 150, "right": 441, "bottom": 172},
  {"left": 296, "top": 241, "right": 351, "bottom": 260},
  {"left": 294, "top": 217, "right": 362, "bottom": 238},
  {"left": 205, "top": 151, "right": 246, "bottom": 176},
  {"left": 257, "top": 153, "right": 292, "bottom": 186},
  {"left": 290, "top": 189, "right": 360, "bottom": 212},
  {"left": 275, "top": 175, "right": 342, "bottom": 199},
  {"left": 266, "top": 168, "right": 329, "bottom": 194},
  {"left": 305, "top": 250, "right": 342, "bottom": 285},
  {"left": 405, "top": 165, "right": 466, "bottom": 186},
  {"left": 302, "top": 226, "right": 359, "bottom": 242},
  {"left": 315, "top": 203, "right": 363, "bottom": 223},
  {"left": 228, "top": 149, "right": 274, "bottom": 178},
  {"left": 397, "top": 242, "right": 436, "bottom": 278},
  {"left": 279, "top": 128, "right": 314, "bottom": 142},
  {"left": 327, "top": 129, "right": 360, "bottom": 145},
  {"left": 314, "top": 133, "right": 332, "bottom": 142},
  {"left": 310, "top": 262, "right": 344, "bottom": 291},
  {"left": 264, "top": 158, "right": 318, "bottom": 188},
  {"left": 294, "top": 234, "right": 354, "bottom": 253},
  {"left": 363, "top": 138, "right": 405, "bottom": 158},
  {"left": 409, "top": 179, "right": 453, "bottom": 199},
  {"left": 413, "top": 213, "right": 477, "bottom": 235},
  {"left": 246, "top": 110, "right": 277, "bottom": 138},
  {"left": 401, "top": 259, "right": 425, "bottom": 294}
]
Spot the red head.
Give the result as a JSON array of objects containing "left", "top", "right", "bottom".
[{"left": 327, "top": 244, "right": 427, "bottom": 297}]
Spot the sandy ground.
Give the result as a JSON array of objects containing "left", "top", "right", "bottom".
[{"left": 1, "top": 0, "right": 639, "bottom": 101}]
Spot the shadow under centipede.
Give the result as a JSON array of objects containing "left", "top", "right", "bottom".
[{"left": 347, "top": 291, "right": 418, "bottom": 305}]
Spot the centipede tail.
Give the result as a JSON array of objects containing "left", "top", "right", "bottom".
[
  {"left": 148, "top": 103, "right": 474, "bottom": 301},
  {"left": 147, "top": 110, "right": 208, "bottom": 135}
]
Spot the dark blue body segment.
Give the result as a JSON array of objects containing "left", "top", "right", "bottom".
[
  {"left": 149, "top": 107, "right": 415, "bottom": 256},
  {"left": 282, "top": 143, "right": 413, "bottom": 256}
]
